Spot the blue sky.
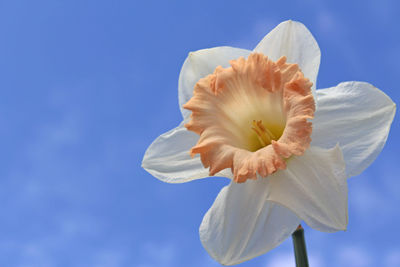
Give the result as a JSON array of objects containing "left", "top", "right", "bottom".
[{"left": 0, "top": 0, "right": 399, "bottom": 266}]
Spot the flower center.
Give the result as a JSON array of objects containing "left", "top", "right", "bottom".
[
  {"left": 184, "top": 53, "right": 315, "bottom": 183},
  {"left": 251, "top": 120, "right": 278, "bottom": 148}
]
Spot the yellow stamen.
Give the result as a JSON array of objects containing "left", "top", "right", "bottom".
[{"left": 251, "top": 120, "right": 277, "bottom": 147}]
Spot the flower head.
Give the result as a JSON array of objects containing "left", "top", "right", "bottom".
[
  {"left": 142, "top": 20, "right": 396, "bottom": 265},
  {"left": 184, "top": 53, "right": 315, "bottom": 183}
]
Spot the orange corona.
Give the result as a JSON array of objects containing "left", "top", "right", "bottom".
[{"left": 184, "top": 53, "right": 315, "bottom": 183}]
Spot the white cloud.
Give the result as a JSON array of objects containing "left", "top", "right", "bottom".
[
  {"left": 384, "top": 249, "right": 400, "bottom": 267},
  {"left": 199, "top": 253, "right": 221, "bottom": 267},
  {"left": 266, "top": 251, "right": 323, "bottom": 267},
  {"left": 349, "top": 159, "right": 399, "bottom": 227},
  {"left": 138, "top": 242, "right": 177, "bottom": 267},
  {"left": 315, "top": 10, "right": 365, "bottom": 77},
  {"left": 337, "top": 246, "right": 371, "bottom": 267},
  {"left": 92, "top": 249, "right": 126, "bottom": 267},
  {"left": 350, "top": 178, "right": 385, "bottom": 217},
  {"left": 266, "top": 252, "right": 295, "bottom": 267},
  {"left": 316, "top": 10, "right": 338, "bottom": 34},
  {"left": 230, "top": 17, "right": 279, "bottom": 50},
  {"left": 309, "top": 254, "right": 324, "bottom": 267}
]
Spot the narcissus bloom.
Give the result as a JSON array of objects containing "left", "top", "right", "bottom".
[{"left": 142, "top": 20, "right": 396, "bottom": 265}]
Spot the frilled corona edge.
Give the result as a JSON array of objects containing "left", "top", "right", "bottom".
[{"left": 183, "top": 53, "right": 315, "bottom": 183}]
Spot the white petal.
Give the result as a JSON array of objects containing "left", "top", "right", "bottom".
[
  {"left": 200, "top": 180, "right": 300, "bottom": 265},
  {"left": 200, "top": 146, "right": 347, "bottom": 264},
  {"left": 254, "top": 20, "right": 321, "bottom": 99},
  {"left": 268, "top": 145, "right": 348, "bottom": 232},
  {"left": 142, "top": 122, "right": 211, "bottom": 183},
  {"left": 178, "top": 47, "right": 250, "bottom": 119},
  {"left": 312, "top": 81, "right": 396, "bottom": 177}
]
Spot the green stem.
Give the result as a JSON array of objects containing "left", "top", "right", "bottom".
[{"left": 292, "top": 225, "right": 309, "bottom": 267}]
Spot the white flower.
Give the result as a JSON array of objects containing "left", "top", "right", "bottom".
[{"left": 142, "top": 20, "right": 396, "bottom": 265}]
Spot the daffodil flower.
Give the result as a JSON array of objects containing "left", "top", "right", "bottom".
[{"left": 142, "top": 20, "right": 396, "bottom": 265}]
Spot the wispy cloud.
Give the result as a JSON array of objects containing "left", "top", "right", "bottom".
[
  {"left": 337, "top": 246, "right": 371, "bottom": 267},
  {"left": 384, "top": 249, "right": 400, "bottom": 267},
  {"left": 265, "top": 251, "right": 323, "bottom": 267},
  {"left": 137, "top": 241, "right": 177, "bottom": 267},
  {"left": 314, "top": 9, "right": 366, "bottom": 78},
  {"left": 266, "top": 252, "right": 295, "bottom": 267},
  {"left": 91, "top": 249, "right": 126, "bottom": 267},
  {"left": 230, "top": 17, "right": 280, "bottom": 50}
]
